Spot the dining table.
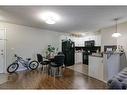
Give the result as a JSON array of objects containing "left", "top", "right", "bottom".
[{"left": 43, "top": 56, "right": 55, "bottom": 75}]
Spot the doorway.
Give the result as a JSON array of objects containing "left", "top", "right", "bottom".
[{"left": 0, "top": 29, "right": 6, "bottom": 73}]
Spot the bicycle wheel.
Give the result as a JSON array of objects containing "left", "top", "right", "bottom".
[
  {"left": 7, "top": 63, "right": 19, "bottom": 73},
  {"left": 29, "top": 61, "right": 39, "bottom": 70}
]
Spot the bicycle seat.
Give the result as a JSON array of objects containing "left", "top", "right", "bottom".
[{"left": 26, "top": 58, "right": 31, "bottom": 61}]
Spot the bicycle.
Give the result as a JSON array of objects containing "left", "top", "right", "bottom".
[{"left": 7, "top": 54, "right": 39, "bottom": 73}]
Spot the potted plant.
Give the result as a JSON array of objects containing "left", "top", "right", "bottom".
[{"left": 46, "top": 45, "right": 55, "bottom": 58}]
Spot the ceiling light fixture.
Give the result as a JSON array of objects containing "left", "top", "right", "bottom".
[
  {"left": 39, "top": 12, "right": 60, "bottom": 24},
  {"left": 112, "top": 18, "right": 121, "bottom": 38},
  {"left": 70, "top": 32, "right": 86, "bottom": 37}
]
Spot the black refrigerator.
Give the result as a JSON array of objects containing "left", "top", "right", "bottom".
[{"left": 62, "top": 39, "right": 75, "bottom": 66}]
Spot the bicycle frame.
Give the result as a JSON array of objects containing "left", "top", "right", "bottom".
[{"left": 14, "top": 55, "right": 30, "bottom": 68}]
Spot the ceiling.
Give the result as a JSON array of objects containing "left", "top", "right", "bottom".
[{"left": 0, "top": 6, "right": 127, "bottom": 33}]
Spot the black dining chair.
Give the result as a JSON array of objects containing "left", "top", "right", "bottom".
[
  {"left": 37, "top": 54, "right": 50, "bottom": 71},
  {"left": 57, "top": 52, "right": 63, "bottom": 55},
  {"left": 49, "top": 53, "right": 65, "bottom": 77}
]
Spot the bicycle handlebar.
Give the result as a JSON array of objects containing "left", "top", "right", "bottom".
[
  {"left": 14, "top": 54, "right": 17, "bottom": 57},
  {"left": 14, "top": 54, "right": 22, "bottom": 59}
]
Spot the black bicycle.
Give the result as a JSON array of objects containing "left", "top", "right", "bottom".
[{"left": 7, "top": 54, "right": 39, "bottom": 73}]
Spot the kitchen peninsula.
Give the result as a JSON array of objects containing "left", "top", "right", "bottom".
[{"left": 89, "top": 52, "right": 127, "bottom": 82}]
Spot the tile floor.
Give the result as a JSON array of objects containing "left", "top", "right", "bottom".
[{"left": 68, "top": 63, "right": 88, "bottom": 76}]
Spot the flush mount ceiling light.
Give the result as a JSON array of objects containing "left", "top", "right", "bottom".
[
  {"left": 112, "top": 18, "right": 121, "bottom": 38},
  {"left": 39, "top": 12, "right": 60, "bottom": 24}
]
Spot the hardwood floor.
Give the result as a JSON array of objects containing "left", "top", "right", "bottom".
[{"left": 0, "top": 68, "right": 107, "bottom": 89}]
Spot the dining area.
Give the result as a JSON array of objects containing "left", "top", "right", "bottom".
[{"left": 36, "top": 52, "right": 65, "bottom": 77}]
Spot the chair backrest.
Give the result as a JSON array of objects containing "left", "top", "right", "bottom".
[
  {"left": 37, "top": 54, "right": 43, "bottom": 63},
  {"left": 57, "top": 52, "right": 63, "bottom": 55},
  {"left": 54, "top": 54, "right": 65, "bottom": 66}
]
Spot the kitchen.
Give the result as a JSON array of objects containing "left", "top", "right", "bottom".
[
  {"left": 60, "top": 22, "right": 127, "bottom": 83},
  {"left": 61, "top": 31, "right": 102, "bottom": 75}
]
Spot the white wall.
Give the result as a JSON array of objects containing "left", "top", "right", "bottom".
[
  {"left": 0, "top": 21, "right": 63, "bottom": 70},
  {"left": 101, "top": 26, "right": 117, "bottom": 52},
  {"left": 116, "top": 22, "right": 127, "bottom": 58},
  {"left": 101, "top": 21, "right": 127, "bottom": 59}
]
